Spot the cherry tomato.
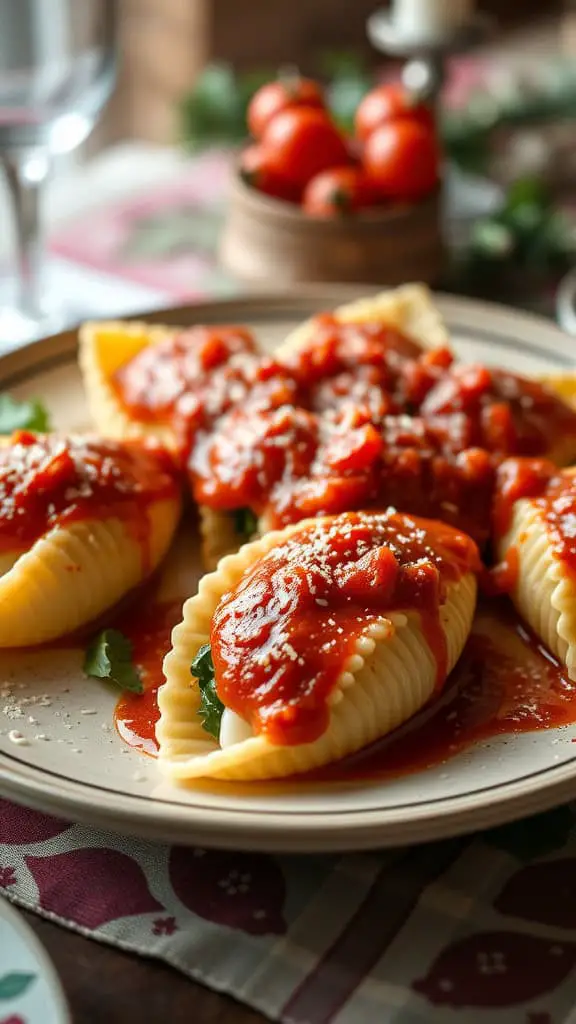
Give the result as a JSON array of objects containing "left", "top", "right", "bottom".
[
  {"left": 263, "top": 108, "right": 349, "bottom": 190},
  {"left": 303, "top": 166, "right": 373, "bottom": 217},
  {"left": 239, "top": 144, "right": 299, "bottom": 203},
  {"left": 247, "top": 77, "right": 324, "bottom": 140},
  {"left": 355, "top": 82, "right": 435, "bottom": 142},
  {"left": 364, "top": 120, "right": 440, "bottom": 202}
]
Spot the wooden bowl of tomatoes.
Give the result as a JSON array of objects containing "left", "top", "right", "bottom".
[{"left": 220, "top": 77, "right": 445, "bottom": 287}]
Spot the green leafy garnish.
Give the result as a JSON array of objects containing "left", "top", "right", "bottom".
[
  {"left": 233, "top": 507, "right": 258, "bottom": 538},
  {"left": 83, "top": 629, "right": 143, "bottom": 694},
  {"left": 179, "top": 54, "right": 372, "bottom": 147},
  {"left": 192, "top": 643, "right": 224, "bottom": 739},
  {"left": 0, "top": 971, "right": 36, "bottom": 1000},
  {"left": 180, "top": 63, "right": 271, "bottom": 149},
  {"left": 0, "top": 393, "right": 50, "bottom": 433}
]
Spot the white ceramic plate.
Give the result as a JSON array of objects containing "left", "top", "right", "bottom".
[
  {"left": 1, "top": 287, "right": 576, "bottom": 853},
  {"left": 0, "top": 896, "right": 70, "bottom": 1024}
]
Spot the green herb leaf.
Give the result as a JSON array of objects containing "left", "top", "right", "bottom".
[
  {"left": 192, "top": 643, "right": 223, "bottom": 739},
  {"left": 180, "top": 62, "right": 280, "bottom": 149},
  {"left": 180, "top": 62, "right": 247, "bottom": 148},
  {"left": 327, "top": 71, "right": 372, "bottom": 134},
  {"left": 470, "top": 219, "right": 515, "bottom": 261},
  {"left": 0, "top": 971, "right": 36, "bottom": 1000},
  {"left": 84, "top": 629, "right": 143, "bottom": 694},
  {"left": 0, "top": 393, "right": 50, "bottom": 434},
  {"left": 504, "top": 176, "right": 551, "bottom": 215},
  {"left": 233, "top": 507, "right": 258, "bottom": 538},
  {"left": 318, "top": 48, "right": 369, "bottom": 79}
]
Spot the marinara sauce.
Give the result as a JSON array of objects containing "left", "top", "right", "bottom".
[
  {"left": 0, "top": 431, "right": 179, "bottom": 558},
  {"left": 110, "top": 316, "right": 576, "bottom": 549},
  {"left": 210, "top": 510, "right": 480, "bottom": 746}
]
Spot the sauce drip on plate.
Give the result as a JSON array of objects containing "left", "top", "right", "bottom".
[
  {"left": 0, "top": 432, "right": 179, "bottom": 558},
  {"left": 114, "top": 599, "right": 183, "bottom": 756},
  {"left": 210, "top": 510, "right": 479, "bottom": 746}
]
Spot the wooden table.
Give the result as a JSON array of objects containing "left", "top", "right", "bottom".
[{"left": 24, "top": 910, "right": 266, "bottom": 1024}]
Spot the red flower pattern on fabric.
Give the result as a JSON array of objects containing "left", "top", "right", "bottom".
[
  {"left": 495, "top": 858, "right": 576, "bottom": 929},
  {"left": 0, "top": 867, "right": 16, "bottom": 888},
  {"left": 25, "top": 848, "right": 163, "bottom": 929},
  {"left": 0, "top": 800, "right": 69, "bottom": 845},
  {"left": 169, "top": 847, "right": 286, "bottom": 935},
  {"left": 413, "top": 932, "right": 576, "bottom": 1008},
  {"left": 152, "top": 917, "right": 178, "bottom": 936}
]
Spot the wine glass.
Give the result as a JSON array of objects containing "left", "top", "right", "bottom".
[{"left": 0, "top": 0, "right": 117, "bottom": 345}]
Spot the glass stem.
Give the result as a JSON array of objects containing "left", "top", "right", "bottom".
[{"left": 3, "top": 149, "right": 50, "bottom": 320}]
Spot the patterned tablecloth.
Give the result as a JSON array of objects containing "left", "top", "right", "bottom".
[
  {"left": 1, "top": 142, "right": 575, "bottom": 1024},
  {"left": 50, "top": 149, "right": 238, "bottom": 302},
  {"left": 3, "top": 798, "right": 576, "bottom": 1024}
]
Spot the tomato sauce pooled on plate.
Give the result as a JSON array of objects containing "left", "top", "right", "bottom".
[
  {"left": 115, "top": 599, "right": 183, "bottom": 756},
  {"left": 0, "top": 431, "right": 179, "bottom": 555},
  {"left": 310, "top": 599, "right": 576, "bottom": 781},
  {"left": 210, "top": 510, "right": 480, "bottom": 747}
]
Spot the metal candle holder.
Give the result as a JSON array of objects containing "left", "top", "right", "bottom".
[{"left": 366, "top": 8, "right": 494, "bottom": 103}]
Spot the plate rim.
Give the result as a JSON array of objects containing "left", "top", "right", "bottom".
[
  {"left": 1, "top": 288, "right": 576, "bottom": 852},
  {"left": 2, "top": 749, "right": 576, "bottom": 852},
  {"left": 0, "top": 894, "right": 71, "bottom": 1023}
]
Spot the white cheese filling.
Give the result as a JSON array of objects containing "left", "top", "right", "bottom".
[{"left": 219, "top": 707, "right": 253, "bottom": 748}]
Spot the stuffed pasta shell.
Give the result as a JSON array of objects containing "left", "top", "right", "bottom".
[
  {"left": 79, "top": 319, "right": 177, "bottom": 444},
  {"left": 79, "top": 318, "right": 260, "bottom": 449},
  {"left": 494, "top": 460, "right": 576, "bottom": 680},
  {"left": 276, "top": 283, "right": 449, "bottom": 358},
  {"left": 158, "top": 509, "right": 479, "bottom": 781},
  {"left": 0, "top": 431, "right": 181, "bottom": 645}
]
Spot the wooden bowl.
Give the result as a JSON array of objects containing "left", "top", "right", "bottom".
[{"left": 219, "top": 172, "right": 445, "bottom": 287}]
